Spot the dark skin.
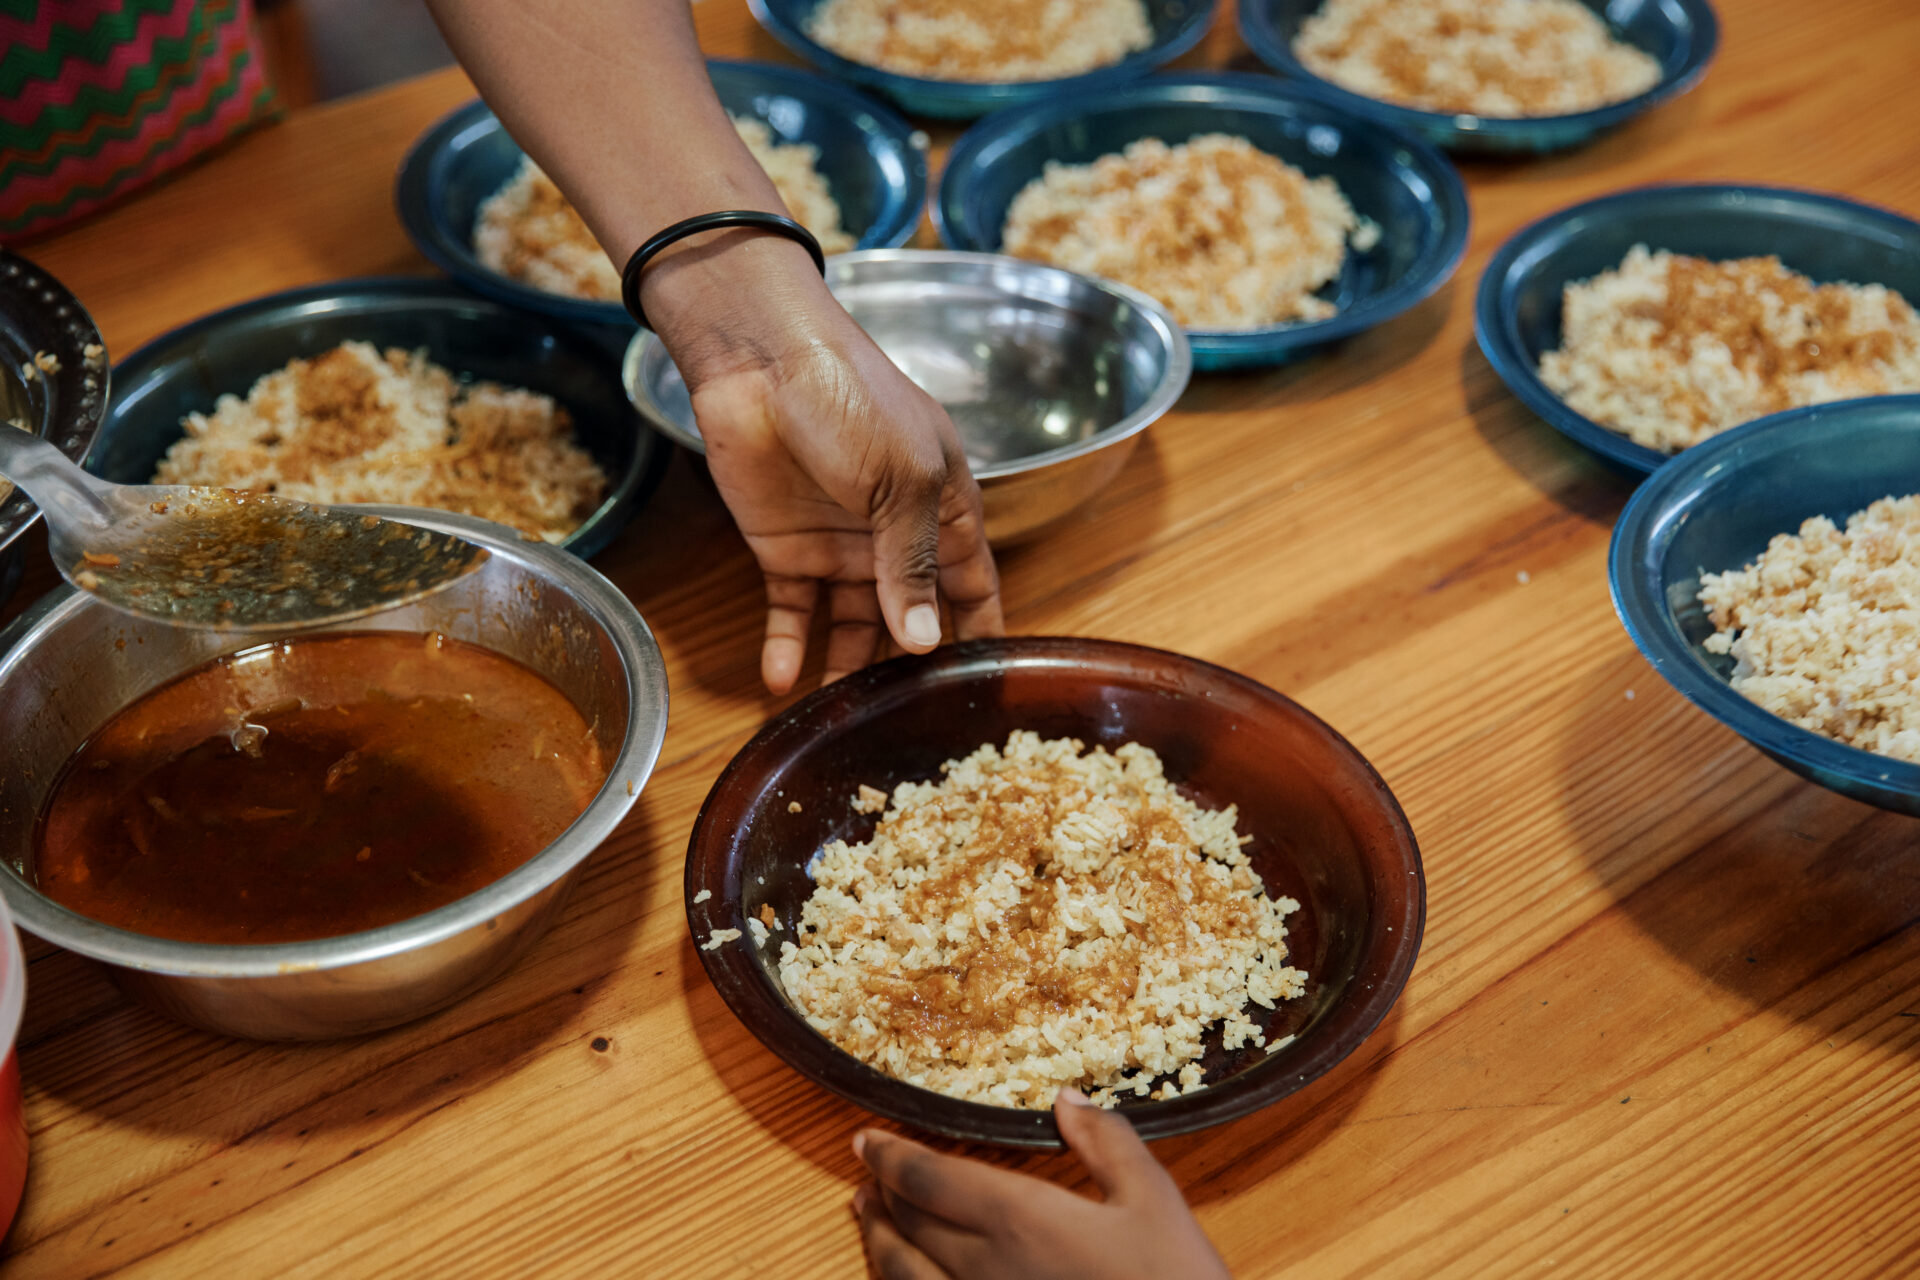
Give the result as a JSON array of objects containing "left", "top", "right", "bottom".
[
  {"left": 426, "top": 0, "right": 1003, "bottom": 692},
  {"left": 853, "top": 1091, "right": 1232, "bottom": 1280},
  {"left": 424, "top": 5, "right": 1221, "bottom": 1271}
]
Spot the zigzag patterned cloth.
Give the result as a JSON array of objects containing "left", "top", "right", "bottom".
[{"left": 0, "top": 0, "right": 279, "bottom": 240}]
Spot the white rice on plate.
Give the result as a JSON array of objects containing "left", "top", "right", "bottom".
[
  {"left": 1293, "top": 0, "right": 1663, "bottom": 117},
  {"left": 805, "top": 0, "right": 1152, "bottom": 82},
  {"left": 1001, "top": 134, "right": 1376, "bottom": 331},
  {"left": 1537, "top": 246, "right": 1920, "bottom": 453},
  {"left": 776, "top": 732, "right": 1308, "bottom": 1109},
  {"left": 474, "top": 116, "right": 856, "bottom": 303},
  {"left": 151, "top": 342, "right": 607, "bottom": 544},
  {"left": 1700, "top": 495, "right": 1920, "bottom": 764}
]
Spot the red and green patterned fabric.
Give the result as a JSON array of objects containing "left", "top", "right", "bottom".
[{"left": 0, "top": 0, "right": 279, "bottom": 240}]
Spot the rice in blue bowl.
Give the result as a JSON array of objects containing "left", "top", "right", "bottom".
[
  {"left": 1611, "top": 396, "right": 1920, "bottom": 816},
  {"left": 937, "top": 74, "right": 1467, "bottom": 371},
  {"left": 396, "top": 59, "right": 927, "bottom": 328},
  {"left": 1238, "top": 0, "right": 1717, "bottom": 154}
]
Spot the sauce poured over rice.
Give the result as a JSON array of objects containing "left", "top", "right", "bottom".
[
  {"left": 805, "top": 0, "right": 1152, "bottom": 82},
  {"left": 1293, "top": 0, "right": 1662, "bottom": 117},
  {"left": 1001, "top": 134, "right": 1375, "bottom": 331},
  {"left": 1538, "top": 246, "right": 1920, "bottom": 452},
  {"left": 776, "top": 733, "right": 1307, "bottom": 1109}
]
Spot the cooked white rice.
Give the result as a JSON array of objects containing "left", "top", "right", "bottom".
[
  {"left": 1001, "top": 134, "right": 1368, "bottom": 331},
  {"left": 473, "top": 117, "right": 855, "bottom": 303},
  {"left": 1293, "top": 0, "right": 1663, "bottom": 117},
  {"left": 777, "top": 732, "right": 1307, "bottom": 1110},
  {"left": 805, "top": 0, "right": 1151, "bottom": 82},
  {"left": 1700, "top": 495, "right": 1920, "bottom": 763},
  {"left": 1538, "top": 246, "right": 1920, "bottom": 453},
  {"left": 151, "top": 342, "right": 606, "bottom": 543}
]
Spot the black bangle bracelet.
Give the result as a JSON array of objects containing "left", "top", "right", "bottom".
[{"left": 620, "top": 210, "right": 827, "bottom": 330}]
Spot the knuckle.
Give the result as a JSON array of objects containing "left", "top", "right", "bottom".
[{"left": 894, "top": 1151, "right": 944, "bottom": 1207}]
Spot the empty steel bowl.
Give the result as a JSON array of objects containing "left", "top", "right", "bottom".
[
  {"left": 687, "top": 637, "right": 1425, "bottom": 1147},
  {"left": 0, "top": 508, "right": 669, "bottom": 1040},
  {"left": 623, "top": 249, "right": 1191, "bottom": 545},
  {"left": 0, "top": 250, "right": 108, "bottom": 610}
]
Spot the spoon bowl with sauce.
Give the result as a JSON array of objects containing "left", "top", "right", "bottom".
[
  {"left": 0, "top": 507, "right": 667, "bottom": 1040},
  {"left": 0, "top": 424, "right": 488, "bottom": 630}
]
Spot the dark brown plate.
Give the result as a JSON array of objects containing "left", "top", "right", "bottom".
[{"left": 686, "top": 637, "right": 1424, "bottom": 1147}]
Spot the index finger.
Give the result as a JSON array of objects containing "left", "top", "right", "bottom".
[{"left": 854, "top": 1130, "right": 1023, "bottom": 1232}]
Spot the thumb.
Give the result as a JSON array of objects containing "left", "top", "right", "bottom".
[
  {"left": 868, "top": 453, "right": 946, "bottom": 654},
  {"left": 1053, "top": 1089, "right": 1179, "bottom": 1205}
]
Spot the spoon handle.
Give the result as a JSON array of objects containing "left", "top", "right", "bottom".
[{"left": 0, "top": 423, "right": 115, "bottom": 529}]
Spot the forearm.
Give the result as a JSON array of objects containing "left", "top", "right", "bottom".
[{"left": 423, "top": 0, "right": 838, "bottom": 383}]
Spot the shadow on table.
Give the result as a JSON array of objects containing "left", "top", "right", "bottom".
[
  {"left": 21, "top": 796, "right": 663, "bottom": 1140},
  {"left": 681, "top": 930, "right": 1391, "bottom": 1199},
  {"left": 1457, "top": 341, "right": 1636, "bottom": 525},
  {"left": 1551, "top": 659, "right": 1920, "bottom": 1060},
  {"left": 1176, "top": 279, "right": 1456, "bottom": 420}
]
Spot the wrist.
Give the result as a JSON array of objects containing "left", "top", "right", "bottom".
[{"left": 638, "top": 229, "right": 843, "bottom": 390}]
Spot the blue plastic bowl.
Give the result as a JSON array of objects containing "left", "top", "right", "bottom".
[
  {"left": 1611, "top": 396, "right": 1920, "bottom": 816},
  {"left": 1477, "top": 184, "right": 1920, "bottom": 475},
  {"left": 395, "top": 59, "right": 928, "bottom": 328},
  {"left": 747, "top": 0, "right": 1216, "bottom": 120},
  {"left": 936, "top": 74, "right": 1468, "bottom": 371},
  {"left": 93, "top": 278, "right": 665, "bottom": 561},
  {"left": 1239, "top": 0, "right": 1717, "bottom": 154}
]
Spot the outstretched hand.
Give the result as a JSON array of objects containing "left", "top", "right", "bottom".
[
  {"left": 691, "top": 316, "right": 1004, "bottom": 694},
  {"left": 851, "top": 1090, "right": 1231, "bottom": 1280}
]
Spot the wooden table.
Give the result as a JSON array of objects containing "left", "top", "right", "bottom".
[{"left": 6, "top": 1, "right": 1920, "bottom": 1274}]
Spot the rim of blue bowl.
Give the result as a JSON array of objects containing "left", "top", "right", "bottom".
[
  {"left": 102, "top": 276, "right": 668, "bottom": 561},
  {"left": 394, "top": 59, "right": 929, "bottom": 326},
  {"left": 1475, "top": 182, "right": 1920, "bottom": 477},
  {"left": 746, "top": 0, "right": 1218, "bottom": 118},
  {"left": 1609, "top": 395, "right": 1920, "bottom": 802},
  {"left": 935, "top": 72, "right": 1470, "bottom": 364},
  {"left": 1238, "top": 0, "right": 1719, "bottom": 149}
]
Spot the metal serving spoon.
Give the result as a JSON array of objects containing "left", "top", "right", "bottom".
[{"left": 0, "top": 424, "right": 488, "bottom": 631}]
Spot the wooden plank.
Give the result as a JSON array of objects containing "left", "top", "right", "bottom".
[{"left": 4, "top": 0, "right": 1919, "bottom": 1275}]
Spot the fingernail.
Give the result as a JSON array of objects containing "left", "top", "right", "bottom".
[
  {"left": 903, "top": 605, "right": 941, "bottom": 648},
  {"left": 852, "top": 1131, "right": 869, "bottom": 1160},
  {"left": 852, "top": 1185, "right": 871, "bottom": 1214},
  {"left": 1056, "top": 1087, "right": 1092, "bottom": 1108}
]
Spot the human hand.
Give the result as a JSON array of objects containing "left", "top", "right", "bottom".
[
  {"left": 851, "top": 1090, "right": 1232, "bottom": 1280},
  {"left": 650, "top": 234, "right": 1003, "bottom": 694}
]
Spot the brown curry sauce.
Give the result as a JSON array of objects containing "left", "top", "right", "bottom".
[{"left": 32, "top": 631, "right": 605, "bottom": 945}]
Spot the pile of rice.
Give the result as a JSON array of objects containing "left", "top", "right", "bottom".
[
  {"left": 1293, "top": 0, "right": 1662, "bottom": 116},
  {"left": 776, "top": 732, "right": 1308, "bottom": 1109},
  {"left": 152, "top": 342, "right": 607, "bottom": 543},
  {"left": 1001, "top": 134, "right": 1374, "bottom": 330},
  {"left": 474, "top": 117, "right": 855, "bottom": 302},
  {"left": 805, "top": 0, "right": 1151, "bottom": 82},
  {"left": 1537, "top": 246, "right": 1920, "bottom": 453},
  {"left": 1700, "top": 495, "right": 1920, "bottom": 763}
]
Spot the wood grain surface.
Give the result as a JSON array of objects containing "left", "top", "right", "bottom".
[{"left": 5, "top": 0, "right": 1920, "bottom": 1275}]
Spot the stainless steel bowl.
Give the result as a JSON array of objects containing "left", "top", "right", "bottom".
[
  {"left": 0, "top": 509, "right": 669, "bottom": 1040},
  {"left": 622, "top": 250, "right": 1191, "bottom": 546}
]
